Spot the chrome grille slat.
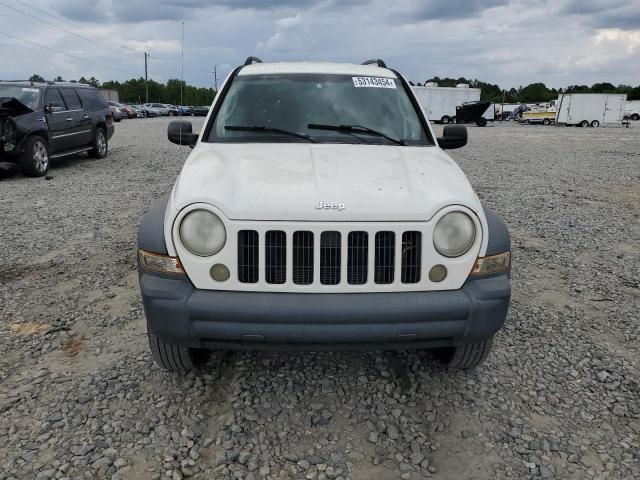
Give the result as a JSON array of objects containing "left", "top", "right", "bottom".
[
  {"left": 292, "top": 231, "right": 314, "bottom": 285},
  {"left": 374, "top": 231, "right": 395, "bottom": 284},
  {"left": 347, "top": 231, "right": 368, "bottom": 285},
  {"left": 401, "top": 231, "right": 422, "bottom": 284},
  {"left": 265, "top": 230, "right": 286, "bottom": 284},
  {"left": 238, "top": 230, "right": 259, "bottom": 283},
  {"left": 320, "top": 231, "right": 341, "bottom": 285}
]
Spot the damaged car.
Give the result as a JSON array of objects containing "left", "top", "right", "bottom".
[{"left": 0, "top": 81, "right": 114, "bottom": 177}]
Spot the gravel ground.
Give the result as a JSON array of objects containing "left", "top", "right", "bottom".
[{"left": 1, "top": 118, "right": 639, "bottom": 480}]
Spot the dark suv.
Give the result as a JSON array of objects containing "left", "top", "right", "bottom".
[{"left": 0, "top": 81, "right": 114, "bottom": 177}]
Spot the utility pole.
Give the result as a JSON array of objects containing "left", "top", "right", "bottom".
[{"left": 144, "top": 52, "right": 149, "bottom": 104}]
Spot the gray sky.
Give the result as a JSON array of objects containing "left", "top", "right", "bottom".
[{"left": 0, "top": 0, "right": 638, "bottom": 89}]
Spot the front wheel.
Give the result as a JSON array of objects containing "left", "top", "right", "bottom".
[
  {"left": 580, "top": 120, "right": 589, "bottom": 128},
  {"left": 433, "top": 336, "right": 494, "bottom": 369},
  {"left": 591, "top": 120, "right": 600, "bottom": 128},
  {"left": 169, "top": 111, "right": 176, "bottom": 116},
  {"left": 89, "top": 128, "right": 108, "bottom": 159},
  {"left": 476, "top": 117, "right": 487, "bottom": 127},
  {"left": 631, "top": 113, "right": 640, "bottom": 121},
  {"left": 542, "top": 118, "right": 550, "bottom": 126},
  {"left": 440, "top": 115, "right": 450, "bottom": 124},
  {"left": 148, "top": 331, "right": 209, "bottom": 372},
  {"left": 19, "top": 135, "right": 49, "bottom": 177}
]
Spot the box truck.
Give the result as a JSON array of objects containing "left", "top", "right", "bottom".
[
  {"left": 555, "top": 93, "right": 627, "bottom": 127},
  {"left": 412, "top": 83, "right": 481, "bottom": 124}
]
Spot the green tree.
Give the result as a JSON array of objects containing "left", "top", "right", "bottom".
[{"left": 28, "top": 74, "right": 45, "bottom": 82}]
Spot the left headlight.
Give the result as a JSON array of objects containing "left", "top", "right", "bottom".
[
  {"left": 179, "top": 209, "right": 226, "bottom": 256},
  {"left": 433, "top": 211, "right": 476, "bottom": 257}
]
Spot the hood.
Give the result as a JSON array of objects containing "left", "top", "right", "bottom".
[
  {"left": 172, "top": 143, "right": 481, "bottom": 222},
  {"left": 0, "top": 97, "right": 33, "bottom": 117}
]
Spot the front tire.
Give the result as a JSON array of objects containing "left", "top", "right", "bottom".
[
  {"left": 631, "top": 113, "right": 639, "bottom": 121},
  {"left": 19, "top": 135, "right": 49, "bottom": 177},
  {"left": 542, "top": 118, "right": 550, "bottom": 126},
  {"left": 89, "top": 128, "right": 108, "bottom": 159},
  {"left": 591, "top": 120, "right": 600, "bottom": 128},
  {"left": 476, "top": 117, "right": 487, "bottom": 127},
  {"left": 148, "top": 331, "right": 209, "bottom": 372},
  {"left": 580, "top": 120, "right": 589, "bottom": 128},
  {"left": 440, "top": 115, "right": 450, "bottom": 124},
  {"left": 433, "top": 337, "right": 494, "bottom": 369}
]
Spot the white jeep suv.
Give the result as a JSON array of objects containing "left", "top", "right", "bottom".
[{"left": 136, "top": 57, "right": 511, "bottom": 372}]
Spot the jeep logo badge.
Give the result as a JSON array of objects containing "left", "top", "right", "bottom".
[{"left": 315, "top": 201, "right": 346, "bottom": 211}]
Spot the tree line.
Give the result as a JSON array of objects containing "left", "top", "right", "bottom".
[
  {"left": 28, "top": 73, "right": 640, "bottom": 104},
  {"left": 28, "top": 74, "right": 215, "bottom": 106},
  {"left": 417, "top": 77, "right": 640, "bottom": 102}
]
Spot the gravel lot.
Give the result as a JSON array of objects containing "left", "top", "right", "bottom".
[{"left": 1, "top": 118, "right": 639, "bottom": 480}]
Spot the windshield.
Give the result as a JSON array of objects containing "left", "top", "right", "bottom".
[
  {"left": 207, "top": 73, "right": 431, "bottom": 146},
  {"left": 0, "top": 85, "right": 41, "bottom": 110}
]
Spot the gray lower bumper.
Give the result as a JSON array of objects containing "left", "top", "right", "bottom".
[{"left": 139, "top": 271, "right": 510, "bottom": 351}]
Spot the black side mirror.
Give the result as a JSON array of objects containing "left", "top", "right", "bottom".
[
  {"left": 437, "top": 124, "right": 467, "bottom": 149},
  {"left": 168, "top": 120, "right": 198, "bottom": 146},
  {"left": 44, "top": 104, "right": 63, "bottom": 114}
]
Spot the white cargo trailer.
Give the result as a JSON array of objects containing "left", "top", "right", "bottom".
[
  {"left": 412, "top": 84, "right": 481, "bottom": 123},
  {"left": 555, "top": 93, "right": 627, "bottom": 127}
]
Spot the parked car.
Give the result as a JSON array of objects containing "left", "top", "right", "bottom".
[
  {"left": 177, "top": 105, "right": 193, "bottom": 116},
  {"left": 0, "top": 80, "right": 114, "bottom": 176},
  {"left": 134, "top": 105, "right": 160, "bottom": 117},
  {"left": 125, "top": 104, "right": 146, "bottom": 118},
  {"left": 143, "top": 103, "right": 178, "bottom": 116},
  {"left": 121, "top": 104, "right": 137, "bottom": 119},
  {"left": 107, "top": 101, "right": 124, "bottom": 122},
  {"left": 136, "top": 58, "right": 512, "bottom": 373},
  {"left": 191, "top": 105, "right": 209, "bottom": 116}
]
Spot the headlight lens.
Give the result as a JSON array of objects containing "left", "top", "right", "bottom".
[
  {"left": 433, "top": 211, "right": 476, "bottom": 257},
  {"left": 179, "top": 209, "right": 226, "bottom": 256}
]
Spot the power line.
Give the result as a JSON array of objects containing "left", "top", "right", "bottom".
[
  {"left": 0, "top": 31, "right": 140, "bottom": 77},
  {"left": 0, "top": 1, "right": 141, "bottom": 60},
  {"left": 0, "top": 1, "right": 205, "bottom": 81},
  {"left": 12, "top": 0, "right": 142, "bottom": 58}
]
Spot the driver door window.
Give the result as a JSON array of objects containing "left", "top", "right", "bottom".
[{"left": 44, "top": 88, "right": 66, "bottom": 112}]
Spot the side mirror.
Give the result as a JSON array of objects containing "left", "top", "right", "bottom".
[
  {"left": 168, "top": 120, "right": 198, "bottom": 146},
  {"left": 45, "top": 104, "right": 63, "bottom": 114},
  {"left": 437, "top": 124, "right": 467, "bottom": 150}
]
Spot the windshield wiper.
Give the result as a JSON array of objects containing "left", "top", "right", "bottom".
[
  {"left": 307, "top": 124, "right": 406, "bottom": 146},
  {"left": 224, "top": 125, "right": 317, "bottom": 143}
]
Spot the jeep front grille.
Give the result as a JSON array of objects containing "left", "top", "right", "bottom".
[
  {"left": 292, "top": 231, "right": 314, "bottom": 285},
  {"left": 265, "top": 230, "right": 286, "bottom": 284},
  {"left": 347, "top": 231, "right": 368, "bottom": 285},
  {"left": 401, "top": 231, "right": 422, "bottom": 284},
  {"left": 237, "top": 228, "right": 423, "bottom": 287},
  {"left": 238, "top": 230, "right": 259, "bottom": 283}
]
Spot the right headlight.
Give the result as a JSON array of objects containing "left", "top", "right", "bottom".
[
  {"left": 433, "top": 211, "right": 476, "bottom": 257},
  {"left": 179, "top": 209, "right": 226, "bottom": 256}
]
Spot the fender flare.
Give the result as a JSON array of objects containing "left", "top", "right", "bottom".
[
  {"left": 138, "top": 196, "right": 169, "bottom": 254},
  {"left": 481, "top": 202, "right": 510, "bottom": 255}
]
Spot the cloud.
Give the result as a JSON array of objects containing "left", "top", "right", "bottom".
[
  {"left": 393, "top": 0, "right": 510, "bottom": 22},
  {"left": 561, "top": 0, "right": 640, "bottom": 29},
  {"left": 1, "top": 0, "right": 638, "bottom": 89}
]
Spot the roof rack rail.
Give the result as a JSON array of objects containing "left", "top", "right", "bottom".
[
  {"left": 244, "top": 56, "right": 263, "bottom": 66},
  {"left": 362, "top": 59, "right": 387, "bottom": 68}
]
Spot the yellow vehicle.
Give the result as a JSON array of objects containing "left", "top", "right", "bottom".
[{"left": 521, "top": 110, "right": 556, "bottom": 125}]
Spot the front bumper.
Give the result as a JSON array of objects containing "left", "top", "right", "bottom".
[{"left": 139, "top": 270, "right": 511, "bottom": 351}]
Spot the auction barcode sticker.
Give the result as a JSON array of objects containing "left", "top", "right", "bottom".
[{"left": 352, "top": 77, "right": 396, "bottom": 89}]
